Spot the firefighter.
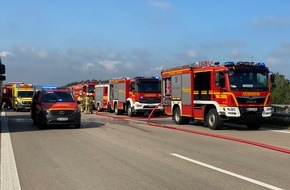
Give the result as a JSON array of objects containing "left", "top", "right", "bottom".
[
  {"left": 89, "top": 93, "right": 93, "bottom": 114},
  {"left": 85, "top": 93, "right": 93, "bottom": 114},
  {"left": 77, "top": 94, "right": 84, "bottom": 112}
]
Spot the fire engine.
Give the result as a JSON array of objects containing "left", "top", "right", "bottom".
[
  {"left": 161, "top": 61, "right": 274, "bottom": 130},
  {"left": 12, "top": 83, "right": 35, "bottom": 111},
  {"left": 95, "top": 84, "right": 110, "bottom": 111},
  {"left": 72, "top": 81, "right": 98, "bottom": 108},
  {"left": 2, "top": 82, "right": 24, "bottom": 108},
  {"left": 109, "top": 76, "right": 163, "bottom": 116}
]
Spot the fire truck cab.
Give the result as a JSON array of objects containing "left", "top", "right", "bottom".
[
  {"left": 72, "top": 81, "right": 98, "bottom": 108},
  {"left": 109, "top": 77, "right": 163, "bottom": 116},
  {"left": 161, "top": 61, "right": 274, "bottom": 130}
]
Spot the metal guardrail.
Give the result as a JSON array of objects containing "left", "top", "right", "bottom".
[
  {"left": 270, "top": 105, "right": 290, "bottom": 128},
  {"left": 272, "top": 104, "right": 290, "bottom": 116}
]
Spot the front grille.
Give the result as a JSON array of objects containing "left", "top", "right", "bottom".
[
  {"left": 236, "top": 96, "right": 265, "bottom": 104},
  {"left": 139, "top": 97, "right": 161, "bottom": 104},
  {"left": 50, "top": 110, "right": 75, "bottom": 116}
]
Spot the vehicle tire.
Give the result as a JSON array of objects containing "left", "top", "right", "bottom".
[
  {"left": 114, "top": 103, "right": 120, "bottom": 115},
  {"left": 96, "top": 103, "right": 101, "bottom": 112},
  {"left": 246, "top": 122, "right": 261, "bottom": 130},
  {"left": 75, "top": 123, "right": 81, "bottom": 128},
  {"left": 127, "top": 104, "right": 134, "bottom": 117},
  {"left": 173, "top": 106, "right": 190, "bottom": 124},
  {"left": 107, "top": 105, "right": 113, "bottom": 113},
  {"left": 205, "top": 109, "right": 223, "bottom": 130},
  {"left": 37, "top": 115, "right": 46, "bottom": 129},
  {"left": 32, "top": 118, "right": 37, "bottom": 125}
]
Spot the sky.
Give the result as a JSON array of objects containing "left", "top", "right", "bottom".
[{"left": 1, "top": 0, "right": 290, "bottom": 86}]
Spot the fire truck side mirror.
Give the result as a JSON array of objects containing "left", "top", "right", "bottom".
[
  {"left": 0, "top": 64, "right": 5, "bottom": 74},
  {"left": 0, "top": 75, "right": 6, "bottom": 81},
  {"left": 130, "top": 83, "right": 135, "bottom": 91},
  {"left": 215, "top": 73, "right": 220, "bottom": 86},
  {"left": 270, "top": 73, "right": 275, "bottom": 83}
]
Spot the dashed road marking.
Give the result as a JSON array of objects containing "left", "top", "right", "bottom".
[
  {"left": 269, "top": 130, "right": 290, "bottom": 134},
  {"left": 171, "top": 153, "right": 284, "bottom": 190}
]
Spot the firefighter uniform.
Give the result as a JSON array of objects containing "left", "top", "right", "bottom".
[
  {"left": 85, "top": 94, "right": 93, "bottom": 114},
  {"left": 77, "top": 95, "right": 84, "bottom": 112}
]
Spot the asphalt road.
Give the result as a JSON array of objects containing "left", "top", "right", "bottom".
[{"left": 1, "top": 110, "right": 290, "bottom": 190}]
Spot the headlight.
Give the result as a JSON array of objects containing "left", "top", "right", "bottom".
[
  {"left": 41, "top": 109, "right": 50, "bottom": 114},
  {"left": 74, "top": 107, "right": 81, "bottom": 114},
  {"left": 226, "top": 107, "right": 236, "bottom": 111}
]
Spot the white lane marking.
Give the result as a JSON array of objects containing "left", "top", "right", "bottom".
[
  {"left": 1, "top": 111, "right": 21, "bottom": 190},
  {"left": 170, "top": 153, "right": 284, "bottom": 190},
  {"left": 269, "top": 130, "right": 290, "bottom": 134}
]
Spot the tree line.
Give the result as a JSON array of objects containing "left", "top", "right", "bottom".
[{"left": 271, "top": 73, "right": 290, "bottom": 104}]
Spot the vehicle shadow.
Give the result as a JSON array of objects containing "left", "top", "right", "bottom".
[{"left": 0, "top": 110, "right": 106, "bottom": 134}]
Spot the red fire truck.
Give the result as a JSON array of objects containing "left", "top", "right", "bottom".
[
  {"left": 161, "top": 61, "right": 274, "bottom": 130},
  {"left": 2, "top": 82, "right": 24, "bottom": 108},
  {"left": 72, "top": 81, "right": 98, "bottom": 108},
  {"left": 95, "top": 84, "right": 110, "bottom": 111},
  {"left": 109, "top": 77, "right": 163, "bottom": 116}
]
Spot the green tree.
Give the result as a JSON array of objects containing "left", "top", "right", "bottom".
[{"left": 271, "top": 73, "right": 290, "bottom": 104}]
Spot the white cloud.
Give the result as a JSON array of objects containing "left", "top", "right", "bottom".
[
  {"left": 99, "top": 60, "right": 121, "bottom": 71},
  {"left": 187, "top": 50, "right": 198, "bottom": 58},
  {"left": 266, "top": 57, "right": 283, "bottom": 67},
  {"left": 0, "top": 51, "right": 13, "bottom": 57},
  {"left": 82, "top": 62, "right": 96, "bottom": 72},
  {"left": 149, "top": 1, "right": 173, "bottom": 11},
  {"left": 252, "top": 15, "right": 290, "bottom": 29},
  {"left": 231, "top": 50, "right": 242, "bottom": 57},
  {"left": 150, "top": 65, "right": 164, "bottom": 71}
]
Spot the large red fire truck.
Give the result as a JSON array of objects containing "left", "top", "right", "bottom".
[
  {"left": 161, "top": 61, "right": 274, "bottom": 130},
  {"left": 109, "top": 77, "right": 163, "bottom": 116},
  {"left": 72, "top": 81, "right": 98, "bottom": 107}
]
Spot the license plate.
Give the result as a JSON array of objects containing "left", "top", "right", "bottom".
[
  {"left": 247, "top": 108, "right": 258, "bottom": 111},
  {"left": 57, "top": 117, "right": 68, "bottom": 121}
]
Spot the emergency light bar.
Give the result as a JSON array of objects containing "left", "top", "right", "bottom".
[
  {"left": 42, "top": 86, "right": 57, "bottom": 90},
  {"left": 16, "top": 84, "right": 35, "bottom": 88},
  {"left": 257, "top": 62, "right": 265, "bottom": 67},
  {"left": 224, "top": 61, "right": 266, "bottom": 67},
  {"left": 224, "top": 62, "right": 235, "bottom": 66}
]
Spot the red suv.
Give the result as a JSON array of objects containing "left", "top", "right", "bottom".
[{"left": 31, "top": 87, "right": 81, "bottom": 129}]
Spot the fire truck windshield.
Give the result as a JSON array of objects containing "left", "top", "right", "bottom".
[
  {"left": 229, "top": 70, "right": 268, "bottom": 91},
  {"left": 136, "top": 81, "right": 161, "bottom": 93},
  {"left": 88, "top": 85, "right": 95, "bottom": 93},
  {"left": 17, "top": 91, "right": 34, "bottom": 98}
]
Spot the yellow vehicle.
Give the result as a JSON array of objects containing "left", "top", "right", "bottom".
[{"left": 12, "top": 83, "right": 35, "bottom": 111}]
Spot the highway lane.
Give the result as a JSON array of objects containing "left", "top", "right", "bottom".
[
  {"left": 105, "top": 112, "right": 290, "bottom": 151},
  {"left": 1, "top": 110, "right": 289, "bottom": 190}
]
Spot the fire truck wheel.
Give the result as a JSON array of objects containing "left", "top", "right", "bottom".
[
  {"left": 107, "top": 105, "right": 113, "bottom": 113},
  {"left": 173, "top": 106, "right": 190, "bottom": 124},
  {"left": 206, "top": 109, "right": 223, "bottom": 130},
  {"left": 127, "top": 105, "right": 134, "bottom": 117},
  {"left": 96, "top": 103, "right": 101, "bottom": 112},
  {"left": 114, "top": 104, "right": 121, "bottom": 115}
]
